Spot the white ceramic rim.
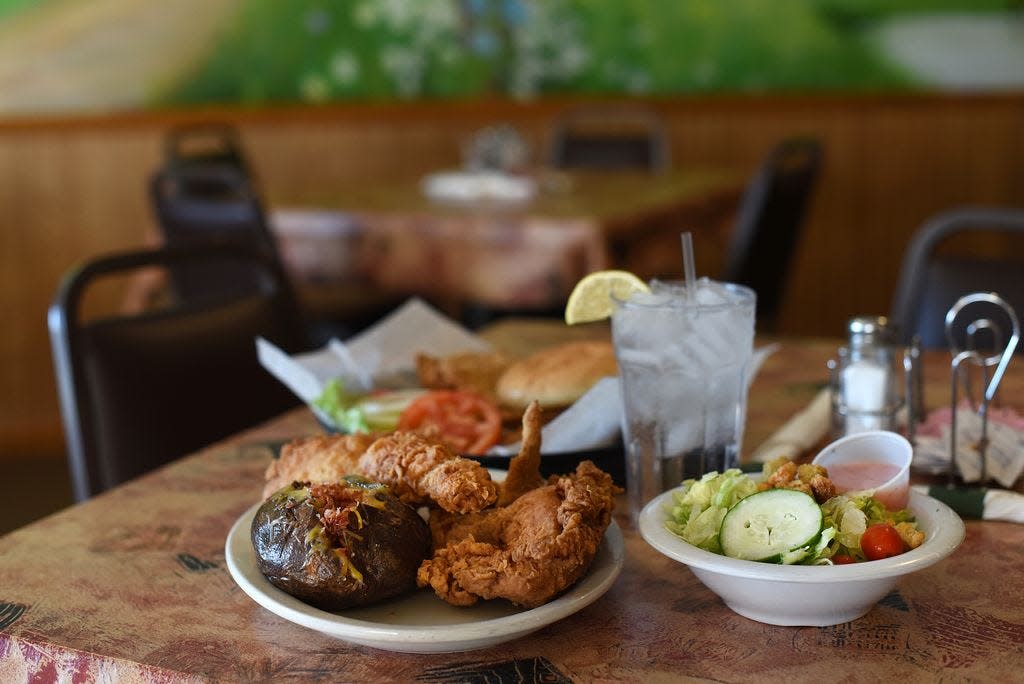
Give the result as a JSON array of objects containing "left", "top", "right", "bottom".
[
  {"left": 639, "top": 488, "right": 964, "bottom": 582},
  {"left": 225, "top": 502, "right": 625, "bottom": 651}
]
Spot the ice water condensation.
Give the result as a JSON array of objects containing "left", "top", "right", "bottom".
[{"left": 612, "top": 278, "right": 756, "bottom": 522}]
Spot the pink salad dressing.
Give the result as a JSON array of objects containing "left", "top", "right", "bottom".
[{"left": 827, "top": 461, "right": 907, "bottom": 509}]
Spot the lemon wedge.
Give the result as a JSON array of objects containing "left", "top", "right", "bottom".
[{"left": 564, "top": 270, "right": 650, "bottom": 325}]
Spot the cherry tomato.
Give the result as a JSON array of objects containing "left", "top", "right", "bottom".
[
  {"left": 832, "top": 554, "right": 857, "bottom": 565},
  {"left": 860, "top": 523, "right": 906, "bottom": 561},
  {"left": 397, "top": 390, "right": 502, "bottom": 455}
]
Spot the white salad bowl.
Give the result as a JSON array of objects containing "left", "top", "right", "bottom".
[{"left": 638, "top": 488, "right": 965, "bottom": 626}]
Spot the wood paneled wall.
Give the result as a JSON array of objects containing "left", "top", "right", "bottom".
[{"left": 2, "top": 94, "right": 1022, "bottom": 457}]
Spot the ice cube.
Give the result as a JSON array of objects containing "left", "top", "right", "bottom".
[
  {"left": 695, "top": 278, "right": 730, "bottom": 306},
  {"left": 615, "top": 347, "right": 663, "bottom": 370},
  {"left": 663, "top": 402, "right": 705, "bottom": 455},
  {"left": 626, "top": 289, "right": 674, "bottom": 307}
]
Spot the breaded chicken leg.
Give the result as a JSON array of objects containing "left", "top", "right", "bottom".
[
  {"left": 497, "top": 400, "right": 544, "bottom": 507},
  {"left": 418, "top": 460, "right": 617, "bottom": 608}
]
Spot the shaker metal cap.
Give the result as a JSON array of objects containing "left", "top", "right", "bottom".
[{"left": 848, "top": 316, "right": 894, "bottom": 347}]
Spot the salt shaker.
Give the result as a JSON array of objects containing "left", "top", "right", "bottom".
[{"left": 835, "top": 316, "right": 898, "bottom": 434}]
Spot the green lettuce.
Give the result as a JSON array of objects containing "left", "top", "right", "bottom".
[
  {"left": 313, "top": 379, "right": 371, "bottom": 433},
  {"left": 665, "top": 469, "right": 758, "bottom": 554},
  {"left": 312, "top": 379, "right": 424, "bottom": 434}
]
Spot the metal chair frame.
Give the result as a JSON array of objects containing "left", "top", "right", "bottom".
[
  {"left": 48, "top": 242, "right": 306, "bottom": 501},
  {"left": 890, "top": 207, "right": 1024, "bottom": 349}
]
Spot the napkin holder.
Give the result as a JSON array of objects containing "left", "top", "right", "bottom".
[{"left": 942, "top": 292, "right": 1020, "bottom": 486}]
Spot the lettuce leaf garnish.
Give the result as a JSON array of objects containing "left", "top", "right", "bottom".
[
  {"left": 313, "top": 380, "right": 425, "bottom": 434},
  {"left": 313, "top": 379, "right": 371, "bottom": 433}
]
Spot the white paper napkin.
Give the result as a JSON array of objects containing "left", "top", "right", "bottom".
[
  {"left": 747, "top": 387, "right": 833, "bottom": 464},
  {"left": 912, "top": 405, "right": 1024, "bottom": 489},
  {"left": 259, "top": 298, "right": 489, "bottom": 396},
  {"left": 912, "top": 485, "right": 1024, "bottom": 523},
  {"left": 488, "top": 377, "right": 624, "bottom": 456},
  {"left": 982, "top": 488, "right": 1024, "bottom": 522}
]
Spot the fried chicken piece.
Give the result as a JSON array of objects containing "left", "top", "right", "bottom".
[
  {"left": 263, "top": 432, "right": 498, "bottom": 514},
  {"left": 358, "top": 432, "right": 498, "bottom": 514},
  {"left": 263, "top": 433, "right": 375, "bottom": 499},
  {"left": 497, "top": 400, "right": 544, "bottom": 507},
  {"left": 415, "top": 351, "right": 512, "bottom": 405},
  {"left": 418, "top": 460, "right": 617, "bottom": 608}
]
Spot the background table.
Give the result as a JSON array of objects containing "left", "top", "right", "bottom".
[
  {"left": 271, "top": 170, "right": 743, "bottom": 314},
  {"left": 2, "top": 323, "right": 1022, "bottom": 682}
]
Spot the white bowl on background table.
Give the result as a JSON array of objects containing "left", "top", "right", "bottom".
[{"left": 638, "top": 488, "right": 964, "bottom": 626}]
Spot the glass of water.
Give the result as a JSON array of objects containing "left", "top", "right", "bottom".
[{"left": 612, "top": 277, "right": 756, "bottom": 524}]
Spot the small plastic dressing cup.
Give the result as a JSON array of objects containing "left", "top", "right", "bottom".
[{"left": 811, "top": 431, "right": 912, "bottom": 510}]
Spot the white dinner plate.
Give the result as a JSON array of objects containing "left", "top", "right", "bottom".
[{"left": 225, "top": 501, "right": 624, "bottom": 653}]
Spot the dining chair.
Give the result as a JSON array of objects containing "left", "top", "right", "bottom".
[
  {"left": 722, "top": 137, "right": 823, "bottom": 333},
  {"left": 48, "top": 242, "right": 309, "bottom": 502},
  {"left": 890, "top": 207, "right": 1024, "bottom": 350},
  {"left": 164, "top": 122, "right": 250, "bottom": 176},
  {"left": 149, "top": 161, "right": 284, "bottom": 302},
  {"left": 548, "top": 105, "right": 671, "bottom": 172},
  {"left": 151, "top": 142, "right": 392, "bottom": 343}
]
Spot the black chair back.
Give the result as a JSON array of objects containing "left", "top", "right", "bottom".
[
  {"left": 890, "top": 207, "right": 1024, "bottom": 350},
  {"left": 723, "top": 137, "right": 823, "bottom": 332},
  {"left": 150, "top": 163, "right": 283, "bottom": 303},
  {"left": 549, "top": 106, "right": 670, "bottom": 172},
  {"left": 48, "top": 243, "right": 308, "bottom": 501},
  {"left": 164, "top": 122, "right": 249, "bottom": 174}
]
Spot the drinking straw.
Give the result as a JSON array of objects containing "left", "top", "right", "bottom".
[{"left": 681, "top": 231, "right": 697, "bottom": 301}]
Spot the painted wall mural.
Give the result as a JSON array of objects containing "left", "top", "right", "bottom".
[{"left": 0, "top": 0, "right": 1021, "bottom": 116}]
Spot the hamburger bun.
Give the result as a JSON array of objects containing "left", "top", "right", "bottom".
[{"left": 496, "top": 340, "right": 617, "bottom": 410}]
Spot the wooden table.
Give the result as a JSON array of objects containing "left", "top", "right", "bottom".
[
  {"left": 2, "top": 323, "right": 1023, "bottom": 682},
  {"left": 270, "top": 170, "right": 743, "bottom": 314}
]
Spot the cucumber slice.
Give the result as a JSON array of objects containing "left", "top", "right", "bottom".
[
  {"left": 355, "top": 389, "right": 426, "bottom": 430},
  {"left": 720, "top": 489, "right": 823, "bottom": 562}
]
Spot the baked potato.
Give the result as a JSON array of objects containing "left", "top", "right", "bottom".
[{"left": 251, "top": 476, "right": 431, "bottom": 610}]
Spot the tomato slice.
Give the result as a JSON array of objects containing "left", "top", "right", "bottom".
[{"left": 397, "top": 390, "right": 502, "bottom": 455}]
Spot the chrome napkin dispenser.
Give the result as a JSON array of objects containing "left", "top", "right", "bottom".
[{"left": 943, "top": 292, "right": 1020, "bottom": 485}]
